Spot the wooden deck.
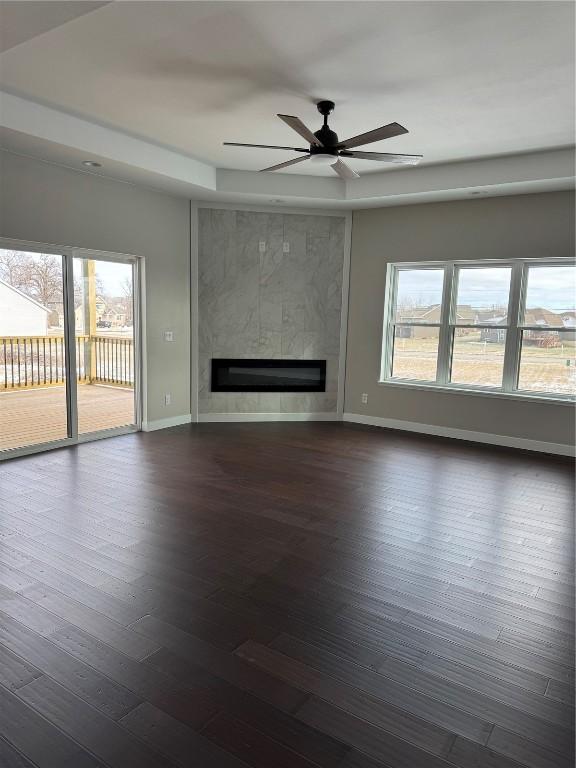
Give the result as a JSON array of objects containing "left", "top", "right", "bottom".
[{"left": 0, "top": 384, "right": 135, "bottom": 451}]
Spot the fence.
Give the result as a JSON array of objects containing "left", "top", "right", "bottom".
[{"left": 0, "top": 336, "right": 134, "bottom": 389}]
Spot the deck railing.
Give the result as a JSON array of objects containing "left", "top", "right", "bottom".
[{"left": 0, "top": 336, "right": 134, "bottom": 390}]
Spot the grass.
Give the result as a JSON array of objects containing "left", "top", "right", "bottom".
[{"left": 391, "top": 335, "right": 576, "bottom": 394}]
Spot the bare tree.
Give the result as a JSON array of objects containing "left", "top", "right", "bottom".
[
  {"left": 0, "top": 250, "right": 62, "bottom": 308},
  {"left": 0, "top": 250, "right": 25, "bottom": 286},
  {"left": 120, "top": 276, "right": 133, "bottom": 300},
  {"left": 27, "top": 255, "right": 63, "bottom": 308},
  {"left": 118, "top": 276, "right": 133, "bottom": 323}
]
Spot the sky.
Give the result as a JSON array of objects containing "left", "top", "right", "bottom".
[
  {"left": 1, "top": 250, "right": 132, "bottom": 298},
  {"left": 396, "top": 265, "right": 576, "bottom": 311},
  {"left": 94, "top": 260, "right": 132, "bottom": 296},
  {"left": 73, "top": 258, "right": 133, "bottom": 296}
]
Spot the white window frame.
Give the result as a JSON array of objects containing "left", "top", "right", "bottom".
[{"left": 380, "top": 257, "right": 576, "bottom": 404}]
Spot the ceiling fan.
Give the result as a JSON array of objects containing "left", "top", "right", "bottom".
[{"left": 223, "top": 100, "right": 422, "bottom": 179}]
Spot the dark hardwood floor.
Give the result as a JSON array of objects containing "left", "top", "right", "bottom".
[{"left": 0, "top": 422, "right": 574, "bottom": 768}]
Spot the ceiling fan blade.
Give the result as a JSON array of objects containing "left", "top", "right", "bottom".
[
  {"left": 331, "top": 159, "right": 360, "bottom": 180},
  {"left": 277, "top": 115, "right": 323, "bottom": 146},
  {"left": 260, "top": 155, "right": 310, "bottom": 172},
  {"left": 340, "top": 150, "right": 422, "bottom": 165},
  {"left": 338, "top": 122, "right": 408, "bottom": 150},
  {"left": 224, "top": 142, "right": 309, "bottom": 152}
]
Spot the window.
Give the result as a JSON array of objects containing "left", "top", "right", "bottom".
[
  {"left": 382, "top": 259, "right": 576, "bottom": 400},
  {"left": 390, "top": 268, "right": 444, "bottom": 382},
  {"left": 450, "top": 266, "right": 511, "bottom": 388},
  {"left": 518, "top": 265, "right": 576, "bottom": 396}
]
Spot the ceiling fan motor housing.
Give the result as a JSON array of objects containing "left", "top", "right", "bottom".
[
  {"left": 311, "top": 129, "right": 339, "bottom": 156},
  {"left": 312, "top": 101, "right": 339, "bottom": 156}
]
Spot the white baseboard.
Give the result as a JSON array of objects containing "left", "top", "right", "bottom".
[
  {"left": 343, "top": 412, "right": 575, "bottom": 457},
  {"left": 142, "top": 414, "right": 192, "bottom": 432},
  {"left": 198, "top": 412, "right": 339, "bottom": 423},
  {"left": 140, "top": 410, "right": 573, "bottom": 456}
]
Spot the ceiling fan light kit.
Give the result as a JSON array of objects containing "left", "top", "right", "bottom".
[
  {"left": 224, "top": 99, "right": 422, "bottom": 178},
  {"left": 309, "top": 153, "right": 339, "bottom": 166}
]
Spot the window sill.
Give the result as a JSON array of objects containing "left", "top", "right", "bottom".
[{"left": 378, "top": 379, "right": 576, "bottom": 406}]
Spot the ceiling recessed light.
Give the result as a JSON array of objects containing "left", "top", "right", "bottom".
[{"left": 82, "top": 160, "right": 101, "bottom": 168}]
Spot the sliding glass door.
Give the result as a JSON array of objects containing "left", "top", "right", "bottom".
[
  {"left": 0, "top": 243, "right": 141, "bottom": 457},
  {"left": 73, "top": 255, "right": 137, "bottom": 435},
  {"left": 0, "top": 248, "right": 70, "bottom": 452}
]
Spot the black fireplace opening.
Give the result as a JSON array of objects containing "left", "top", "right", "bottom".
[{"left": 211, "top": 359, "right": 326, "bottom": 392}]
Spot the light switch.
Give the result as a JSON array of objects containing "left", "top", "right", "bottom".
[
  {"left": 259, "top": 241, "right": 266, "bottom": 253},
  {"left": 283, "top": 241, "right": 290, "bottom": 253},
  {"left": 164, "top": 331, "right": 174, "bottom": 342}
]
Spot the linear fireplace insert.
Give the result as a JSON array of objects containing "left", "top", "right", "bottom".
[{"left": 211, "top": 359, "right": 326, "bottom": 392}]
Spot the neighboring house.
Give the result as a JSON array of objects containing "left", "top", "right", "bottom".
[
  {"left": 101, "top": 309, "right": 127, "bottom": 328},
  {"left": 100, "top": 297, "right": 131, "bottom": 328},
  {"left": 396, "top": 305, "right": 441, "bottom": 338},
  {"left": 95, "top": 296, "right": 107, "bottom": 318},
  {"left": 397, "top": 304, "right": 476, "bottom": 338},
  {"left": 0, "top": 279, "right": 49, "bottom": 336},
  {"left": 74, "top": 296, "right": 109, "bottom": 333},
  {"left": 479, "top": 312, "right": 508, "bottom": 343},
  {"left": 477, "top": 308, "right": 507, "bottom": 323},
  {"left": 480, "top": 322, "right": 507, "bottom": 343},
  {"left": 481, "top": 307, "right": 574, "bottom": 346},
  {"left": 523, "top": 308, "right": 563, "bottom": 346},
  {"left": 524, "top": 307, "right": 562, "bottom": 327},
  {"left": 58, "top": 297, "right": 130, "bottom": 332},
  {"left": 559, "top": 311, "right": 576, "bottom": 344}
]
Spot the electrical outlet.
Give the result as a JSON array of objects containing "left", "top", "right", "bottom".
[
  {"left": 283, "top": 241, "right": 290, "bottom": 253},
  {"left": 259, "top": 241, "right": 266, "bottom": 253},
  {"left": 361, "top": 393, "right": 368, "bottom": 404},
  {"left": 164, "top": 393, "right": 171, "bottom": 406},
  {"left": 164, "top": 330, "right": 174, "bottom": 342}
]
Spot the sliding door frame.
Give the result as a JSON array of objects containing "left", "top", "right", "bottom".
[
  {"left": 0, "top": 237, "right": 144, "bottom": 461},
  {"left": 72, "top": 247, "right": 144, "bottom": 441}
]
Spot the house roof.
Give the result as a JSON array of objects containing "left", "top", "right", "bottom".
[
  {"left": 397, "top": 305, "right": 438, "bottom": 321},
  {"left": 397, "top": 304, "right": 569, "bottom": 327},
  {"left": 524, "top": 307, "right": 563, "bottom": 326},
  {"left": 454, "top": 305, "right": 475, "bottom": 321},
  {"left": 482, "top": 307, "right": 566, "bottom": 327},
  {"left": 0, "top": 278, "right": 49, "bottom": 313},
  {"left": 398, "top": 304, "right": 477, "bottom": 322}
]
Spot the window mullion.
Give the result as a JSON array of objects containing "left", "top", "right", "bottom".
[
  {"left": 502, "top": 261, "right": 525, "bottom": 392},
  {"left": 437, "top": 263, "right": 455, "bottom": 385}
]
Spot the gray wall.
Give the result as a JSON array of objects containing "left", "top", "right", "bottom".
[
  {"left": 345, "top": 191, "right": 575, "bottom": 447},
  {"left": 0, "top": 151, "right": 191, "bottom": 424},
  {"left": 198, "top": 209, "right": 345, "bottom": 414},
  {"left": 3, "top": 151, "right": 572, "bottom": 445}
]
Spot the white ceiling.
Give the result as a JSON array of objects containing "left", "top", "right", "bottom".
[
  {"left": 0, "top": 1, "right": 574, "bottom": 207},
  {"left": 0, "top": 1, "right": 574, "bottom": 173},
  {"left": 0, "top": 1, "right": 109, "bottom": 53}
]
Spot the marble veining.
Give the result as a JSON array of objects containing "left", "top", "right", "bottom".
[{"left": 198, "top": 210, "right": 345, "bottom": 414}]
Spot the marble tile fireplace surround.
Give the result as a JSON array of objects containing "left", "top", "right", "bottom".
[{"left": 198, "top": 209, "right": 346, "bottom": 416}]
